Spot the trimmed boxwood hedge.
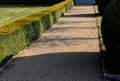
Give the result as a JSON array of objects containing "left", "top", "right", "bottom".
[
  {"left": 101, "top": 0, "right": 120, "bottom": 66},
  {"left": 97, "top": 0, "right": 112, "bottom": 15},
  {"left": 0, "top": 0, "right": 65, "bottom": 5},
  {"left": 0, "top": 0, "right": 74, "bottom": 66}
]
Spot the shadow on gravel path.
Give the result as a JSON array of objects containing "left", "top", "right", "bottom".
[{"left": 0, "top": 52, "right": 102, "bottom": 81}]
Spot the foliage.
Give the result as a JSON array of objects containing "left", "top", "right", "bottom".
[
  {"left": 0, "top": 0, "right": 74, "bottom": 66},
  {"left": 101, "top": 0, "right": 120, "bottom": 66},
  {"left": 97, "top": 0, "right": 112, "bottom": 15}
]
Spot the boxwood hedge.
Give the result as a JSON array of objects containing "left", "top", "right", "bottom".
[
  {"left": 101, "top": 0, "right": 120, "bottom": 66},
  {"left": 0, "top": 0, "right": 74, "bottom": 66},
  {"left": 97, "top": 0, "right": 112, "bottom": 15}
]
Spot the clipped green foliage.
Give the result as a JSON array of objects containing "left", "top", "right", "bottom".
[
  {"left": 0, "top": 0, "right": 65, "bottom": 5},
  {"left": 0, "top": 20, "right": 40, "bottom": 66},
  {"left": 0, "top": 0, "right": 74, "bottom": 66},
  {"left": 101, "top": 0, "right": 120, "bottom": 65},
  {"left": 97, "top": 0, "right": 112, "bottom": 15}
]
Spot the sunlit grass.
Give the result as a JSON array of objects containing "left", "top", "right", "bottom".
[
  {"left": 94, "top": 5, "right": 106, "bottom": 51},
  {"left": 0, "top": 5, "right": 50, "bottom": 27},
  {"left": 94, "top": 5, "right": 102, "bottom": 27}
]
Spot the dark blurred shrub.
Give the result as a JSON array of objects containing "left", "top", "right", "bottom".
[
  {"left": 101, "top": 0, "right": 120, "bottom": 65},
  {"left": 97, "top": 0, "right": 112, "bottom": 15}
]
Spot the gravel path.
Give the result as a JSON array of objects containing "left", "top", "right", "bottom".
[{"left": 0, "top": 5, "right": 103, "bottom": 81}]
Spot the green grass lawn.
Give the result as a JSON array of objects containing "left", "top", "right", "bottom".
[
  {"left": 94, "top": 5, "right": 106, "bottom": 51},
  {"left": 95, "top": 5, "right": 102, "bottom": 27},
  {"left": 0, "top": 5, "right": 50, "bottom": 27}
]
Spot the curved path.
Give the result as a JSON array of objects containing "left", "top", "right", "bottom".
[{"left": 0, "top": 4, "right": 103, "bottom": 81}]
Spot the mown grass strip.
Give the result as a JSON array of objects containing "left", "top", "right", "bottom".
[{"left": 0, "top": 5, "right": 50, "bottom": 27}]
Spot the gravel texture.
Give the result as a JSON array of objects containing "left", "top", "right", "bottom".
[{"left": 0, "top": 5, "right": 103, "bottom": 81}]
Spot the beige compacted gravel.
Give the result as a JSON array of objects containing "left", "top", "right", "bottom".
[{"left": 0, "top": 5, "right": 103, "bottom": 81}]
